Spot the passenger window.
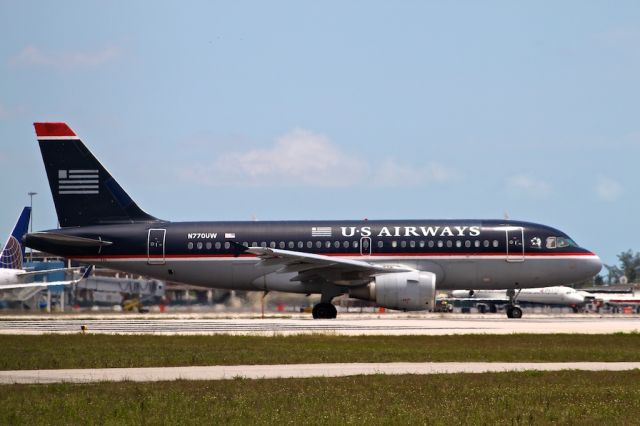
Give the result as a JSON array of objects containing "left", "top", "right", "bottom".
[
  {"left": 492, "top": 240, "right": 499, "bottom": 248},
  {"left": 428, "top": 241, "right": 435, "bottom": 248},
  {"left": 187, "top": 242, "right": 194, "bottom": 250},
  {"left": 197, "top": 242, "right": 203, "bottom": 250},
  {"left": 224, "top": 242, "right": 230, "bottom": 250},
  {"left": 401, "top": 241, "right": 407, "bottom": 248},
  {"left": 419, "top": 241, "right": 425, "bottom": 248},
  {"left": 465, "top": 240, "right": 471, "bottom": 248},
  {"left": 456, "top": 241, "right": 462, "bottom": 248},
  {"left": 344, "top": 241, "right": 350, "bottom": 248},
  {"left": 474, "top": 240, "right": 480, "bottom": 248},
  {"left": 410, "top": 241, "right": 416, "bottom": 248},
  {"left": 206, "top": 242, "right": 212, "bottom": 250},
  {"left": 251, "top": 242, "right": 257, "bottom": 247},
  {"left": 215, "top": 242, "right": 221, "bottom": 249},
  {"left": 334, "top": 241, "right": 340, "bottom": 248},
  {"left": 437, "top": 241, "right": 443, "bottom": 248},
  {"left": 298, "top": 241, "right": 304, "bottom": 249},
  {"left": 260, "top": 242, "right": 267, "bottom": 248},
  {"left": 242, "top": 242, "right": 248, "bottom": 247},
  {"left": 392, "top": 241, "right": 398, "bottom": 248},
  {"left": 483, "top": 240, "right": 489, "bottom": 248},
  {"left": 377, "top": 241, "right": 384, "bottom": 248},
  {"left": 316, "top": 241, "right": 322, "bottom": 248},
  {"left": 307, "top": 241, "right": 312, "bottom": 249},
  {"left": 546, "top": 237, "right": 556, "bottom": 249},
  {"left": 288, "top": 241, "right": 294, "bottom": 249},
  {"left": 325, "top": 241, "right": 331, "bottom": 248},
  {"left": 269, "top": 242, "right": 276, "bottom": 248},
  {"left": 353, "top": 241, "right": 359, "bottom": 248},
  {"left": 446, "top": 241, "right": 452, "bottom": 248}
]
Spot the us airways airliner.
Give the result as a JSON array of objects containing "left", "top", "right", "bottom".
[{"left": 24, "top": 123, "right": 602, "bottom": 319}]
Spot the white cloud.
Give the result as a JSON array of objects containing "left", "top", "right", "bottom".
[
  {"left": 179, "top": 129, "right": 461, "bottom": 189},
  {"left": 10, "top": 45, "right": 120, "bottom": 70},
  {"left": 595, "top": 176, "right": 623, "bottom": 202},
  {"left": 183, "top": 128, "right": 368, "bottom": 187},
  {"left": 373, "top": 159, "right": 459, "bottom": 187},
  {"left": 506, "top": 174, "right": 552, "bottom": 198}
]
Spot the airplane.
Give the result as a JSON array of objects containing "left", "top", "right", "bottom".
[
  {"left": 580, "top": 289, "right": 640, "bottom": 314},
  {"left": 0, "top": 207, "right": 94, "bottom": 290},
  {"left": 24, "top": 122, "right": 602, "bottom": 319},
  {"left": 450, "top": 286, "right": 591, "bottom": 313}
]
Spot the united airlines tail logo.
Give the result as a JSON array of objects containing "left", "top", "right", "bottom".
[
  {"left": 58, "top": 169, "right": 99, "bottom": 195},
  {"left": 311, "top": 226, "right": 332, "bottom": 237},
  {"left": 0, "top": 236, "right": 22, "bottom": 269}
]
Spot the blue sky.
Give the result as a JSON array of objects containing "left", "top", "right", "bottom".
[{"left": 1, "top": 1, "right": 639, "bottom": 269}]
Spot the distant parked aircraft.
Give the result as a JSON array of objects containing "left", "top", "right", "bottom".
[
  {"left": 0, "top": 207, "right": 92, "bottom": 290},
  {"left": 451, "top": 286, "right": 590, "bottom": 313}
]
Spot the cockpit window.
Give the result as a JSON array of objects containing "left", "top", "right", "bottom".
[
  {"left": 546, "top": 237, "right": 556, "bottom": 249},
  {"left": 546, "top": 236, "right": 577, "bottom": 249},
  {"left": 557, "top": 237, "right": 576, "bottom": 248}
]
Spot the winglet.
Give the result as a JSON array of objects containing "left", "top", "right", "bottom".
[
  {"left": 33, "top": 122, "right": 77, "bottom": 138},
  {"left": 79, "top": 265, "right": 94, "bottom": 281}
]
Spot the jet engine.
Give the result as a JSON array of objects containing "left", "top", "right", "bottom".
[{"left": 349, "top": 271, "right": 436, "bottom": 311}]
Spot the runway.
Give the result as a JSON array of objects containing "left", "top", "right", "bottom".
[
  {"left": 2, "top": 362, "right": 640, "bottom": 384},
  {"left": 1, "top": 314, "right": 639, "bottom": 335}
]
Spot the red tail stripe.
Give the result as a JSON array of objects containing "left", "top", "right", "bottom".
[{"left": 34, "top": 122, "right": 76, "bottom": 137}]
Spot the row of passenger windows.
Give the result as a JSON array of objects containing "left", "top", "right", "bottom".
[{"left": 186, "top": 239, "right": 502, "bottom": 250}]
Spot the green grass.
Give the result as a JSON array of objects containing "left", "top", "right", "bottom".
[
  {"left": 2, "top": 371, "right": 640, "bottom": 425},
  {"left": 1, "top": 334, "right": 640, "bottom": 370}
]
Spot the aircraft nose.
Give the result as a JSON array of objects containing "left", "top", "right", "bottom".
[
  {"left": 570, "top": 293, "right": 587, "bottom": 305},
  {"left": 585, "top": 254, "right": 602, "bottom": 277}
]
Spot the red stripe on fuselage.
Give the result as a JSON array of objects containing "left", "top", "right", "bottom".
[{"left": 69, "top": 251, "right": 596, "bottom": 260}]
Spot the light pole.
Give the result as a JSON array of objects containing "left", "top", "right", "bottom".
[{"left": 28, "top": 192, "right": 37, "bottom": 263}]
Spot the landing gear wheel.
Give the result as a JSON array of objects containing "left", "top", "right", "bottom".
[
  {"left": 312, "top": 303, "right": 337, "bottom": 319},
  {"left": 506, "top": 305, "right": 523, "bottom": 319}
]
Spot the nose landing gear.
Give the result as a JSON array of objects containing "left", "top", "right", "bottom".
[{"left": 505, "top": 288, "right": 523, "bottom": 319}]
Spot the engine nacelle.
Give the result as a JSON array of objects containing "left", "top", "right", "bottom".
[{"left": 349, "top": 271, "right": 436, "bottom": 311}]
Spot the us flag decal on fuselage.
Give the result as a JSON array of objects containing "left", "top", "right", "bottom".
[
  {"left": 311, "top": 226, "right": 332, "bottom": 237},
  {"left": 58, "top": 169, "right": 99, "bottom": 194}
]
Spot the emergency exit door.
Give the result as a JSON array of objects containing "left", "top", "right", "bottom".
[
  {"left": 147, "top": 229, "right": 166, "bottom": 265},
  {"left": 505, "top": 227, "right": 524, "bottom": 262}
]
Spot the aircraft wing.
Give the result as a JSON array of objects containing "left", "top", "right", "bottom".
[
  {"left": 245, "top": 246, "right": 411, "bottom": 285},
  {"left": 0, "top": 266, "right": 93, "bottom": 290},
  {"left": 16, "top": 267, "right": 83, "bottom": 278}
]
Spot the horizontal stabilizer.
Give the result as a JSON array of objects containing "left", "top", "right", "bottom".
[{"left": 26, "top": 232, "right": 112, "bottom": 247}]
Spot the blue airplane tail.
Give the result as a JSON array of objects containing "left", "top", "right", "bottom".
[{"left": 0, "top": 207, "right": 31, "bottom": 270}]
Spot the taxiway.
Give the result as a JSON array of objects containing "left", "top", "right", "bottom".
[
  {"left": 2, "top": 362, "right": 640, "bottom": 384},
  {"left": 0, "top": 314, "right": 638, "bottom": 335}
]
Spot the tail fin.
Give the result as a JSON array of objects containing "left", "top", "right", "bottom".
[
  {"left": 1, "top": 207, "right": 31, "bottom": 270},
  {"left": 33, "top": 123, "right": 158, "bottom": 227}
]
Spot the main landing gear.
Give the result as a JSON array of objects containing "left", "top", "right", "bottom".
[
  {"left": 505, "top": 288, "right": 523, "bottom": 319},
  {"left": 312, "top": 303, "right": 337, "bottom": 319}
]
